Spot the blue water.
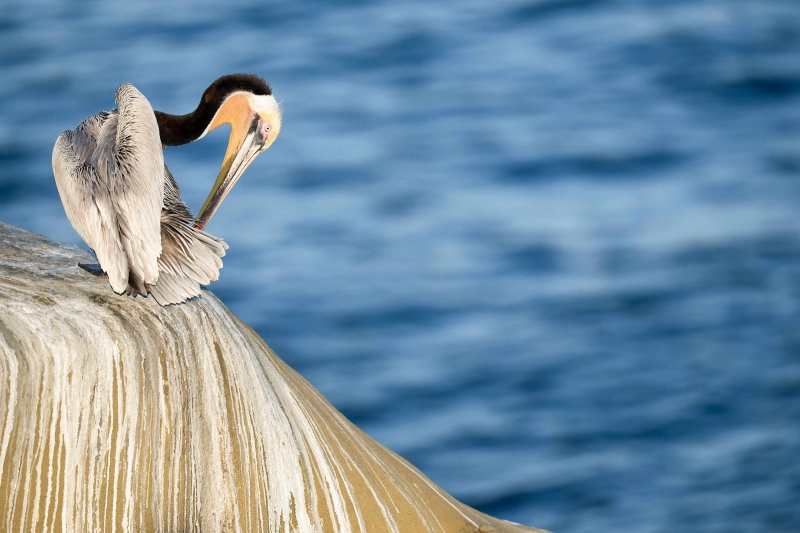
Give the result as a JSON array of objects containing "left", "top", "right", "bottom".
[{"left": 2, "top": 1, "right": 800, "bottom": 531}]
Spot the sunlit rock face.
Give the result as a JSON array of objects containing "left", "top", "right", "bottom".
[{"left": 0, "top": 222, "right": 545, "bottom": 533}]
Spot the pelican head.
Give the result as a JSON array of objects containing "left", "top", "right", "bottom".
[
  {"left": 156, "top": 74, "right": 282, "bottom": 231},
  {"left": 194, "top": 75, "right": 282, "bottom": 230}
]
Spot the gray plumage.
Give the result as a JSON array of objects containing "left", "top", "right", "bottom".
[{"left": 53, "top": 83, "right": 227, "bottom": 305}]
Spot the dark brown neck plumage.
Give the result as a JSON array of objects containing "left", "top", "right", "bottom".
[
  {"left": 154, "top": 73, "right": 272, "bottom": 147},
  {"left": 154, "top": 109, "right": 213, "bottom": 146}
]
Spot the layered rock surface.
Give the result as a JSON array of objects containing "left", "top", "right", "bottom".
[{"left": 0, "top": 222, "right": 545, "bottom": 533}]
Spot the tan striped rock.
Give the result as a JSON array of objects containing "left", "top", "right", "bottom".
[{"left": 0, "top": 223, "right": 547, "bottom": 533}]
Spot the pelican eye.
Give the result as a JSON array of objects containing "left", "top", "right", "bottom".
[{"left": 264, "top": 124, "right": 271, "bottom": 132}]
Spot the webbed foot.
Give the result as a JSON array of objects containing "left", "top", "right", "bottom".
[{"left": 78, "top": 263, "right": 105, "bottom": 277}]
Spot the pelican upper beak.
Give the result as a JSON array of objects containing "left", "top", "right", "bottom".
[{"left": 194, "top": 94, "right": 281, "bottom": 230}]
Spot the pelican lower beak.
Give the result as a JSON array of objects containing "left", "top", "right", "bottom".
[{"left": 194, "top": 119, "right": 263, "bottom": 231}]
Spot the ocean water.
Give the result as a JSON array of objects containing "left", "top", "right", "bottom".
[{"left": 2, "top": 1, "right": 800, "bottom": 531}]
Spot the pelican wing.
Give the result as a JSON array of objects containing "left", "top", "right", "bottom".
[
  {"left": 53, "top": 130, "right": 130, "bottom": 293},
  {"left": 89, "top": 83, "right": 164, "bottom": 286}
]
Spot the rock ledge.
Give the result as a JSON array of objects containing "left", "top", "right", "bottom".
[{"left": 0, "top": 222, "right": 545, "bottom": 533}]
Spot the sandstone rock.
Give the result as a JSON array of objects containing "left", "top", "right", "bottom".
[{"left": 0, "top": 222, "right": 546, "bottom": 533}]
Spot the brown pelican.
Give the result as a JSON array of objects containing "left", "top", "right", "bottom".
[{"left": 53, "top": 74, "right": 281, "bottom": 305}]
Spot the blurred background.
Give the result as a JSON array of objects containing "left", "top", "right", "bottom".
[{"left": 2, "top": 0, "right": 800, "bottom": 531}]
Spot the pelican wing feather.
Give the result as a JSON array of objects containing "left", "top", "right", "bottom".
[
  {"left": 53, "top": 130, "right": 130, "bottom": 293},
  {"left": 147, "top": 168, "right": 228, "bottom": 306},
  {"left": 100, "top": 83, "right": 164, "bottom": 285},
  {"left": 52, "top": 83, "right": 165, "bottom": 293}
]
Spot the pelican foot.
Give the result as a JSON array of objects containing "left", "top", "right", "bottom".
[{"left": 78, "top": 263, "right": 105, "bottom": 277}]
